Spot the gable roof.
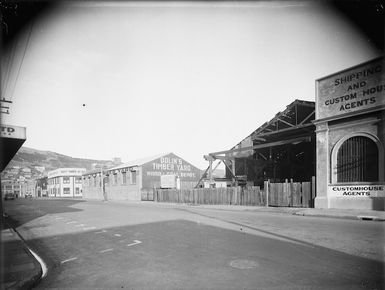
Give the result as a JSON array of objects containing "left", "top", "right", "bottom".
[{"left": 108, "top": 152, "right": 172, "bottom": 171}]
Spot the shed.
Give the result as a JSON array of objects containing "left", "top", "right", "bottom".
[
  {"left": 203, "top": 99, "right": 316, "bottom": 187},
  {"left": 82, "top": 152, "right": 202, "bottom": 201}
]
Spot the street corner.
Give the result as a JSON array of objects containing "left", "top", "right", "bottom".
[{"left": 1, "top": 227, "right": 43, "bottom": 290}]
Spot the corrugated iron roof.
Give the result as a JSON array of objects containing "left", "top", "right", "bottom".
[
  {"left": 231, "top": 99, "right": 315, "bottom": 150},
  {"left": 108, "top": 152, "right": 172, "bottom": 171}
]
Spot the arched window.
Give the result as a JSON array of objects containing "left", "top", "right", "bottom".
[{"left": 337, "top": 136, "right": 378, "bottom": 182}]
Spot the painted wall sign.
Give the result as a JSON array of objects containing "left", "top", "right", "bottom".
[
  {"left": 316, "top": 58, "right": 385, "bottom": 120},
  {"left": 141, "top": 153, "right": 202, "bottom": 189},
  {"left": 48, "top": 168, "right": 86, "bottom": 178},
  {"left": 328, "top": 185, "right": 385, "bottom": 197},
  {"left": 0, "top": 124, "right": 26, "bottom": 139}
]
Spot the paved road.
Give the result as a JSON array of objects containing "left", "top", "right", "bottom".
[{"left": 3, "top": 199, "right": 384, "bottom": 289}]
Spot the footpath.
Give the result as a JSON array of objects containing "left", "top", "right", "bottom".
[
  {"left": 1, "top": 202, "right": 384, "bottom": 290},
  {"left": 0, "top": 215, "right": 42, "bottom": 290},
  {"left": 140, "top": 201, "right": 385, "bottom": 221}
]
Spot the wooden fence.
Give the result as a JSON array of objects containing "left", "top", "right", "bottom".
[
  {"left": 152, "top": 177, "right": 315, "bottom": 208},
  {"left": 266, "top": 177, "right": 315, "bottom": 208},
  {"left": 154, "top": 186, "right": 265, "bottom": 206}
]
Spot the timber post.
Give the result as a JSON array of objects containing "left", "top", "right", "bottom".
[{"left": 264, "top": 180, "right": 269, "bottom": 207}]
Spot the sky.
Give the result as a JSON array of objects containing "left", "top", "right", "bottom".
[{"left": 1, "top": 1, "right": 382, "bottom": 170}]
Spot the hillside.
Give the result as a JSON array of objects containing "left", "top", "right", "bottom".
[{"left": 2, "top": 147, "right": 115, "bottom": 181}]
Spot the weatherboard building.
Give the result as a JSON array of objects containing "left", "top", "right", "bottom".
[
  {"left": 82, "top": 153, "right": 202, "bottom": 201},
  {"left": 314, "top": 57, "right": 385, "bottom": 210}
]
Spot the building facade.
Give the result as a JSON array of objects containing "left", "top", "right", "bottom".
[
  {"left": 314, "top": 57, "right": 385, "bottom": 210},
  {"left": 36, "top": 176, "right": 48, "bottom": 197},
  {"left": 82, "top": 153, "right": 202, "bottom": 201},
  {"left": 47, "top": 168, "right": 86, "bottom": 198},
  {"left": 1, "top": 179, "right": 22, "bottom": 198}
]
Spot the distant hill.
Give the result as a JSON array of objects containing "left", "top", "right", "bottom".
[{"left": 2, "top": 147, "right": 117, "bottom": 181}]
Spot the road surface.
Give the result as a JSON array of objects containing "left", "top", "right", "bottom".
[{"left": 3, "top": 198, "right": 384, "bottom": 289}]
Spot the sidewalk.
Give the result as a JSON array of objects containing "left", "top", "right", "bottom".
[
  {"left": 0, "top": 217, "right": 42, "bottom": 290},
  {"left": 138, "top": 200, "right": 385, "bottom": 221}
]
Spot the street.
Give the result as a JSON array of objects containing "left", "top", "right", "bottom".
[{"left": 3, "top": 199, "right": 384, "bottom": 289}]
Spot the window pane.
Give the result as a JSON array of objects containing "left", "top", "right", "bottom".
[
  {"left": 122, "top": 172, "right": 127, "bottom": 184},
  {"left": 131, "top": 171, "right": 137, "bottom": 184}
]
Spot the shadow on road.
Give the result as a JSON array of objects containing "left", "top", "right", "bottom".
[
  {"left": 2, "top": 199, "right": 85, "bottom": 228},
  {"left": 20, "top": 219, "right": 385, "bottom": 290}
]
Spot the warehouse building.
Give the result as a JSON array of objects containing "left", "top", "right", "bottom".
[
  {"left": 204, "top": 99, "right": 316, "bottom": 188},
  {"left": 47, "top": 168, "right": 86, "bottom": 198},
  {"left": 314, "top": 57, "right": 385, "bottom": 210},
  {"left": 82, "top": 152, "right": 202, "bottom": 201}
]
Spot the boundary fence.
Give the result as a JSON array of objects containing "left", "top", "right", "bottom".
[
  {"left": 265, "top": 177, "right": 316, "bottom": 208},
  {"left": 152, "top": 177, "right": 315, "bottom": 208},
  {"left": 154, "top": 186, "right": 265, "bottom": 206}
]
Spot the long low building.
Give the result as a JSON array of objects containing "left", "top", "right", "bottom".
[{"left": 82, "top": 152, "right": 202, "bottom": 201}]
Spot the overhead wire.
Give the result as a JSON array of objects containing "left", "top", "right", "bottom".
[
  {"left": 9, "top": 22, "right": 33, "bottom": 102},
  {"left": 2, "top": 39, "right": 17, "bottom": 99}
]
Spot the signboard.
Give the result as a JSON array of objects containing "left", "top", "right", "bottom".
[
  {"left": 48, "top": 168, "right": 86, "bottom": 178},
  {"left": 316, "top": 58, "right": 385, "bottom": 120},
  {"left": 161, "top": 175, "right": 180, "bottom": 189},
  {"left": 141, "top": 153, "right": 202, "bottom": 189},
  {"left": 0, "top": 124, "right": 26, "bottom": 139},
  {"left": 328, "top": 185, "right": 385, "bottom": 198}
]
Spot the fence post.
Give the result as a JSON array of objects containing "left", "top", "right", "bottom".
[
  {"left": 289, "top": 178, "right": 293, "bottom": 207},
  {"left": 264, "top": 180, "right": 269, "bottom": 207},
  {"left": 233, "top": 187, "right": 236, "bottom": 205},
  {"left": 311, "top": 176, "right": 316, "bottom": 208}
]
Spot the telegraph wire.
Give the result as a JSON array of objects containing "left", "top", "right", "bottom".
[
  {"left": 9, "top": 22, "right": 33, "bottom": 102},
  {"left": 2, "top": 39, "right": 17, "bottom": 99}
]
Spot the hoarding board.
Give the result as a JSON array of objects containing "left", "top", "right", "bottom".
[
  {"left": 161, "top": 175, "right": 177, "bottom": 189},
  {"left": 316, "top": 58, "right": 385, "bottom": 120}
]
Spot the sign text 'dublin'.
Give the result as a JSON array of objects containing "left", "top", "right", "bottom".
[{"left": 317, "top": 58, "right": 385, "bottom": 119}]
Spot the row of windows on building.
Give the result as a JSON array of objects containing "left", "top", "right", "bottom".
[
  {"left": 48, "top": 176, "right": 82, "bottom": 185},
  {"left": 3, "top": 184, "right": 20, "bottom": 190},
  {"left": 49, "top": 187, "right": 81, "bottom": 195},
  {"left": 83, "top": 171, "right": 137, "bottom": 187}
]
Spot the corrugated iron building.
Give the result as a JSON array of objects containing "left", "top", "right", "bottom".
[
  {"left": 82, "top": 152, "right": 202, "bottom": 201},
  {"left": 218, "top": 99, "right": 316, "bottom": 187}
]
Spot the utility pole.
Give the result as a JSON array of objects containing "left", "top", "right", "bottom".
[
  {"left": 1, "top": 98, "right": 12, "bottom": 114},
  {"left": 100, "top": 165, "right": 107, "bottom": 201}
]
